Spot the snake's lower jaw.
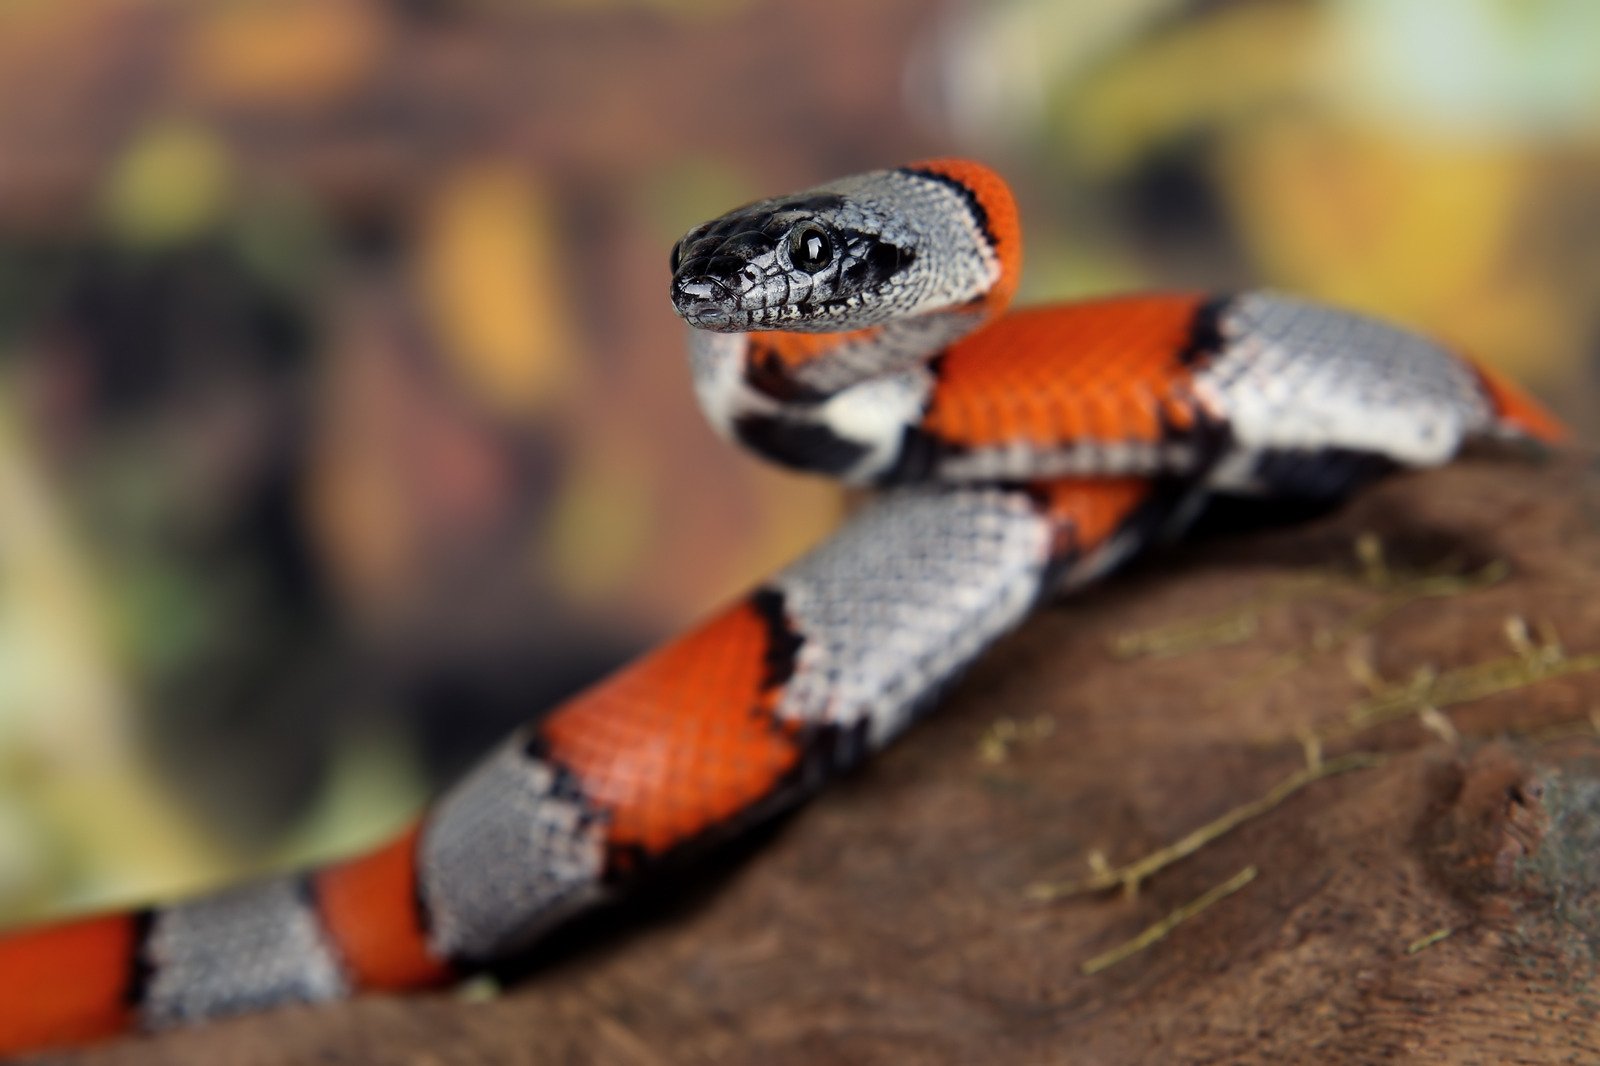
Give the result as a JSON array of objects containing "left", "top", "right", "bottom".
[{"left": 681, "top": 309, "right": 733, "bottom": 330}]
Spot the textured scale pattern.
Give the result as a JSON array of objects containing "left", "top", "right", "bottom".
[
  {"left": 774, "top": 488, "right": 1053, "bottom": 748},
  {"left": 921, "top": 296, "right": 1218, "bottom": 480},
  {"left": 141, "top": 880, "right": 348, "bottom": 1027},
  {"left": 419, "top": 747, "right": 608, "bottom": 960},
  {"left": 1196, "top": 293, "right": 1494, "bottom": 474},
  {"left": 537, "top": 600, "right": 802, "bottom": 856},
  {"left": 0, "top": 159, "right": 1565, "bottom": 1056}
]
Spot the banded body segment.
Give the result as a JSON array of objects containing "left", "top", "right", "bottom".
[
  {"left": 404, "top": 482, "right": 1157, "bottom": 962},
  {"left": 731, "top": 365, "right": 936, "bottom": 481},
  {"left": 1194, "top": 293, "right": 1498, "bottom": 492},
  {"left": 698, "top": 296, "right": 1229, "bottom": 486},
  {"left": 419, "top": 743, "right": 610, "bottom": 962},
  {"left": 140, "top": 877, "right": 349, "bottom": 1028},
  {"left": 744, "top": 327, "right": 884, "bottom": 399},
  {"left": 910, "top": 289, "right": 1562, "bottom": 496},
  {"left": 769, "top": 481, "right": 1157, "bottom": 752},
  {"left": 1032, "top": 477, "right": 1162, "bottom": 562},
  {"left": 714, "top": 287, "right": 1567, "bottom": 492},
  {"left": 892, "top": 158, "right": 1023, "bottom": 318},
  {"left": 910, "top": 295, "right": 1223, "bottom": 481},
  {"left": 773, "top": 488, "right": 1055, "bottom": 750},
  {"left": 538, "top": 598, "right": 806, "bottom": 860},
  {"left": 0, "top": 913, "right": 141, "bottom": 1052},
  {"left": 315, "top": 825, "right": 454, "bottom": 990},
  {"left": 0, "top": 846, "right": 458, "bottom": 1054},
  {"left": 745, "top": 314, "right": 980, "bottom": 402}
]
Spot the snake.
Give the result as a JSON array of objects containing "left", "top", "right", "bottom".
[{"left": 0, "top": 159, "right": 1565, "bottom": 1054}]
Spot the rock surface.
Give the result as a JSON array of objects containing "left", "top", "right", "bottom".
[{"left": 39, "top": 452, "right": 1600, "bottom": 1065}]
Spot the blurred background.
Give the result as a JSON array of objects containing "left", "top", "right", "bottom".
[{"left": 1, "top": 0, "right": 1597, "bottom": 925}]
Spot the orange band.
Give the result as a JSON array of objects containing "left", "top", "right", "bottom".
[
  {"left": 0, "top": 912, "right": 139, "bottom": 1054},
  {"left": 543, "top": 598, "right": 802, "bottom": 856},
  {"left": 315, "top": 825, "right": 455, "bottom": 990}
]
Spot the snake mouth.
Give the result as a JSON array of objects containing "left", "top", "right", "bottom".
[{"left": 671, "top": 275, "right": 739, "bottom": 329}]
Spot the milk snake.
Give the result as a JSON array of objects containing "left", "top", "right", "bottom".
[{"left": 0, "top": 159, "right": 1564, "bottom": 1054}]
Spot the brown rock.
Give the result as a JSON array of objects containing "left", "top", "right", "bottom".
[{"left": 37, "top": 452, "right": 1600, "bottom": 1064}]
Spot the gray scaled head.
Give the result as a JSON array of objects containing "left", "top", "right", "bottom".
[{"left": 669, "top": 180, "right": 916, "bottom": 334}]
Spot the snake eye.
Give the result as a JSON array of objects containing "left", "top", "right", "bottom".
[{"left": 787, "top": 222, "right": 834, "bottom": 274}]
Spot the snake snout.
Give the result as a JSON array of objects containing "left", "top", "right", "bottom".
[{"left": 671, "top": 275, "right": 736, "bottom": 326}]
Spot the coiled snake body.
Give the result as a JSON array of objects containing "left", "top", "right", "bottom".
[{"left": 0, "top": 160, "right": 1565, "bottom": 1053}]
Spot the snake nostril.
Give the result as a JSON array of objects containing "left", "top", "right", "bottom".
[
  {"left": 671, "top": 276, "right": 736, "bottom": 322},
  {"left": 674, "top": 277, "right": 731, "bottom": 301}
]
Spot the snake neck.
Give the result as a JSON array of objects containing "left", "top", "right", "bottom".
[{"left": 683, "top": 313, "right": 976, "bottom": 486}]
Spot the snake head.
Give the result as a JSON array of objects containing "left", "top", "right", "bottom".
[
  {"left": 670, "top": 186, "right": 913, "bottom": 333},
  {"left": 670, "top": 164, "right": 1017, "bottom": 334}
]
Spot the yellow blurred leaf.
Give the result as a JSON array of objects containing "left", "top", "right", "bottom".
[
  {"left": 541, "top": 426, "right": 658, "bottom": 606},
  {"left": 1062, "top": 3, "right": 1321, "bottom": 172},
  {"left": 102, "top": 123, "right": 233, "bottom": 246},
  {"left": 182, "top": 0, "right": 384, "bottom": 109},
  {"left": 1216, "top": 119, "right": 1526, "bottom": 312},
  {"left": 0, "top": 393, "right": 225, "bottom": 920},
  {"left": 419, "top": 165, "right": 577, "bottom": 418}
]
